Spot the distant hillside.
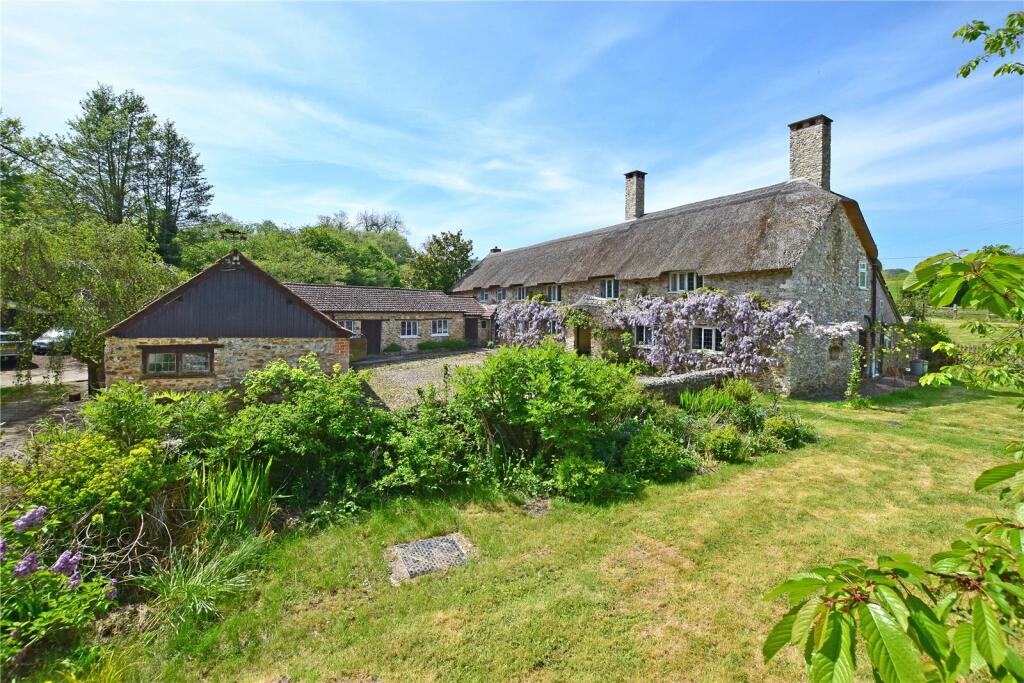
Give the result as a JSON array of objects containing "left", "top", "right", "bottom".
[{"left": 882, "top": 268, "right": 910, "bottom": 280}]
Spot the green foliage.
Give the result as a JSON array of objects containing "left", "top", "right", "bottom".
[
  {"left": 621, "top": 424, "right": 699, "bottom": 482},
  {"left": 383, "top": 342, "right": 402, "bottom": 353},
  {"left": 763, "top": 414, "right": 817, "bottom": 449},
  {"left": 845, "top": 343, "right": 864, "bottom": 404},
  {"left": 161, "top": 390, "right": 234, "bottom": 460},
  {"left": 188, "top": 459, "right": 274, "bottom": 538},
  {"left": 0, "top": 428, "right": 179, "bottom": 544},
  {"left": 561, "top": 307, "right": 594, "bottom": 330},
  {"left": 82, "top": 382, "right": 170, "bottom": 449},
  {"left": 722, "top": 378, "right": 756, "bottom": 403},
  {"left": 227, "top": 355, "right": 392, "bottom": 501},
  {"left": 552, "top": 456, "right": 638, "bottom": 503},
  {"left": 678, "top": 386, "right": 739, "bottom": 417},
  {"left": 406, "top": 229, "right": 474, "bottom": 292},
  {"left": 135, "top": 534, "right": 268, "bottom": 627},
  {"left": 953, "top": 10, "right": 1024, "bottom": 78},
  {"left": 702, "top": 425, "right": 745, "bottom": 463},
  {"left": 451, "top": 341, "right": 650, "bottom": 476},
  {"left": 416, "top": 338, "right": 470, "bottom": 351}
]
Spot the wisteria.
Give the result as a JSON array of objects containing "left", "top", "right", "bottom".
[
  {"left": 106, "top": 578, "right": 119, "bottom": 600},
  {"left": 51, "top": 550, "right": 82, "bottom": 577},
  {"left": 494, "top": 300, "right": 565, "bottom": 347},
  {"left": 0, "top": 538, "right": 6, "bottom": 563},
  {"left": 13, "top": 506, "right": 47, "bottom": 533},
  {"left": 13, "top": 553, "right": 41, "bottom": 578},
  {"left": 612, "top": 291, "right": 816, "bottom": 376}
]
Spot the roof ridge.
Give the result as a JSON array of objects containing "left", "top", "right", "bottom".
[{"left": 285, "top": 282, "right": 449, "bottom": 295}]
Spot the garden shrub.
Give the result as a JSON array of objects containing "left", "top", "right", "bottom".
[
  {"left": 81, "top": 382, "right": 169, "bottom": 449},
  {"left": 164, "top": 390, "right": 234, "bottom": 461},
  {"left": 383, "top": 342, "right": 402, "bottom": 353},
  {"left": 0, "top": 428, "right": 181, "bottom": 545},
  {"left": 378, "top": 391, "right": 477, "bottom": 493},
  {"left": 702, "top": 424, "right": 745, "bottom": 463},
  {"left": 451, "top": 341, "right": 651, "bottom": 478},
  {"left": 678, "top": 387, "right": 738, "bottom": 418},
  {"left": 621, "top": 424, "right": 699, "bottom": 482},
  {"left": 226, "top": 354, "right": 393, "bottom": 501},
  {"left": 416, "top": 338, "right": 470, "bottom": 351},
  {"left": 763, "top": 414, "right": 817, "bottom": 448},
  {"left": 553, "top": 456, "right": 638, "bottom": 503},
  {"left": 729, "top": 400, "right": 772, "bottom": 433},
  {"left": 747, "top": 431, "right": 787, "bottom": 456},
  {"left": 722, "top": 378, "right": 756, "bottom": 403}
]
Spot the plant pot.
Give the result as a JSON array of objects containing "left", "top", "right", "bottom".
[{"left": 910, "top": 359, "right": 928, "bottom": 377}]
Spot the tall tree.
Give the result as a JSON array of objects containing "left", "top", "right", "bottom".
[
  {"left": 356, "top": 209, "right": 405, "bottom": 234},
  {"left": 141, "top": 121, "right": 213, "bottom": 263},
  {"left": 406, "top": 230, "right": 473, "bottom": 292}
]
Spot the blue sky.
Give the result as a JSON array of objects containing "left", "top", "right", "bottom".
[{"left": 3, "top": 2, "right": 1022, "bottom": 268}]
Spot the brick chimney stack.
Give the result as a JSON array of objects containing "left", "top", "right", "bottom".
[
  {"left": 788, "top": 115, "right": 832, "bottom": 190},
  {"left": 624, "top": 170, "right": 647, "bottom": 220}
]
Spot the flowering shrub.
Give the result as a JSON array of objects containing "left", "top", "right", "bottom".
[
  {"left": 82, "top": 381, "right": 170, "bottom": 449},
  {"left": 612, "top": 291, "right": 814, "bottom": 376},
  {"left": 494, "top": 300, "right": 565, "bottom": 347},
  {"left": 0, "top": 508, "right": 113, "bottom": 669}
]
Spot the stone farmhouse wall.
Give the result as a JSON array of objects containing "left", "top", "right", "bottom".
[
  {"left": 104, "top": 336, "right": 349, "bottom": 391},
  {"left": 328, "top": 312, "right": 470, "bottom": 351}
]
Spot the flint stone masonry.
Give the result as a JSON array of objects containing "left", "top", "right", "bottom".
[
  {"left": 789, "top": 115, "right": 832, "bottom": 190},
  {"left": 638, "top": 368, "right": 732, "bottom": 402},
  {"left": 104, "top": 336, "right": 349, "bottom": 391}
]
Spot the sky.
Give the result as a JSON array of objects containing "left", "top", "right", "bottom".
[{"left": 2, "top": 1, "right": 1022, "bottom": 269}]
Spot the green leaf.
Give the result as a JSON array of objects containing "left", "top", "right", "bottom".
[
  {"left": 764, "top": 574, "right": 827, "bottom": 603},
  {"left": 857, "top": 603, "right": 927, "bottom": 683},
  {"left": 875, "top": 585, "right": 910, "bottom": 631},
  {"left": 999, "top": 646, "right": 1024, "bottom": 680},
  {"left": 764, "top": 604, "right": 799, "bottom": 662},
  {"left": 951, "top": 621, "right": 985, "bottom": 674},
  {"left": 972, "top": 596, "right": 1007, "bottom": 668},
  {"left": 810, "top": 611, "right": 856, "bottom": 683},
  {"left": 905, "top": 595, "right": 949, "bottom": 668},
  {"left": 930, "top": 277, "right": 964, "bottom": 307},
  {"left": 975, "top": 462, "right": 1024, "bottom": 491},
  {"left": 793, "top": 598, "right": 824, "bottom": 647}
]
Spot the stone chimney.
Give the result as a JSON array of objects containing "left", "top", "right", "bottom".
[
  {"left": 788, "top": 115, "right": 832, "bottom": 190},
  {"left": 624, "top": 170, "right": 646, "bottom": 220}
]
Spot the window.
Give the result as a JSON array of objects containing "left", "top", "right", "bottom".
[
  {"left": 545, "top": 284, "right": 562, "bottom": 302},
  {"left": 337, "top": 319, "right": 359, "bottom": 335},
  {"left": 515, "top": 286, "right": 528, "bottom": 300},
  {"left": 690, "top": 327, "right": 723, "bottom": 352},
  {"left": 141, "top": 345, "right": 216, "bottom": 377},
  {"left": 545, "top": 319, "right": 559, "bottom": 334},
  {"left": 400, "top": 320, "right": 420, "bottom": 338},
  {"left": 599, "top": 278, "right": 620, "bottom": 299},
  {"left": 431, "top": 319, "right": 449, "bottom": 336},
  {"left": 515, "top": 321, "right": 526, "bottom": 335},
  {"left": 497, "top": 288, "right": 506, "bottom": 302},
  {"left": 633, "top": 325, "right": 653, "bottom": 347},
  {"left": 478, "top": 288, "right": 489, "bottom": 302},
  {"left": 480, "top": 320, "right": 488, "bottom": 330},
  {"left": 857, "top": 259, "right": 868, "bottom": 290},
  {"left": 669, "top": 271, "right": 704, "bottom": 293}
]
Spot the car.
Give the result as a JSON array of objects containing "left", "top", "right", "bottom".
[
  {"left": 0, "top": 330, "right": 25, "bottom": 366},
  {"left": 31, "top": 328, "right": 74, "bottom": 355}
]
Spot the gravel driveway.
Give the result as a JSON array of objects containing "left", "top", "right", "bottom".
[{"left": 360, "top": 349, "right": 494, "bottom": 409}]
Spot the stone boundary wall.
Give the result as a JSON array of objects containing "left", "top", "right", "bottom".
[
  {"left": 638, "top": 368, "right": 732, "bottom": 403},
  {"left": 104, "top": 336, "right": 349, "bottom": 391}
]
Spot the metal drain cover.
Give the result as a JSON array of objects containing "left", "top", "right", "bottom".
[{"left": 388, "top": 533, "right": 473, "bottom": 584}]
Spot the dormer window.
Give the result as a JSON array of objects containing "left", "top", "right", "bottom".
[
  {"left": 857, "top": 259, "right": 868, "bottom": 290},
  {"left": 545, "top": 284, "right": 562, "bottom": 302},
  {"left": 669, "top": 271, "right": 703, "bottom": 293},
  {"left": 599, "top": 278, "right": 619, "bottom": 300},
  {"left": 478, "top": 288, "right": 489, "bottom": 302},
  {"left": 515, "top": 286, "right": 528, "bottom": 300},
  {"left": 496, "top": 287, "right": 506, "bottom": 302}
]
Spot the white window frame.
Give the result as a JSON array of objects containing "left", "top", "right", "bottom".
[
  {"left": 668, "top": 271, "right": 704, "bottom": 293},
  {"left": 400, "top": 320, "right": 420, "bottom": 338},
  {"left": 431, "top": 319, "right": 449, "bottom": 337},
  {"left": 691, "top": 327, "right": 723, "bottom": 352},
  {"left": 496, "top": 287, "right": 506, "bottom": 302},
  {"left": 337, "top": 319, "right": 359, "bottom": 334},
  {"left": 545, "top": 284, "right": 562, "bottom": 302},
  {"left": 857, "top": 259, "right": 869, "bottom": 290},
  {"left": 478, "top": 288, "right": 489, "bottom": 302},
  {"left": 599, "top": 278, "right": 620, "bottom": 300},
  {"left": 514, "top": 321, "right": 526, "bottom": 335},
  {"left": 633, "top": 325, "right": 653, "bottom": 347},
  {"left": 544, "top": 319, "right": 559, "bottom": 334},
  {"left": 515, "top": 285, "right": 528, "bottom": 300}
]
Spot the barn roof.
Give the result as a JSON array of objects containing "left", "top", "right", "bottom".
[
  {"left": 453, "top": 180, "right": 877, "bottom": 291},
  {"left": 286, "top": 283, "right": 489, "bottom": 316}
]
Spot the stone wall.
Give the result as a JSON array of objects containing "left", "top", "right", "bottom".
[
  {"left": 328, "top": 312, "right": 467, "bottom": 351},
  {"left": 104, "top": 336, "right": 349, "bottom": 391},
  {"left": 638, "top": 368, "right": 731, "bottom": 403}
]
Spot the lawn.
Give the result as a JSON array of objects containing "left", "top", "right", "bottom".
[
  {"left": 109, "top": 385, "right": 1021, "bottom": 682},
  {"left": 926, "top": 315, "right": 1014, "bottom": 346}
]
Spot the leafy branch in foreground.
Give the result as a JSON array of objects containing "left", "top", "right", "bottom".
[
  {"left": 764, "top": 246, "right": 1024, "bottom": 682},
  {"left": 954, "top": 10, "right": 1024, "bottom": 78}
]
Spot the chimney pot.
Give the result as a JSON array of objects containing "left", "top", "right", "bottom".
[
  {"left": 489, "top": 246, "right": 501, "bottom": 253},
  {"left": 788, "top": 115, "right": 832, "bottom": 190},
  {"left": 624, "top": 170, "right": 647, "bottom": 220}
]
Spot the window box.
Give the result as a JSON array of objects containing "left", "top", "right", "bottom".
[
  {"left": 668, "top": 271, "right": 704, "bottom": 293},
  {"left": 139, "top": 344, "right": 219, "bottom": 377},
  {"left": 599, "top": 278, "right": 619, "bottom": 299},
  {"left": 400, "top": 321, "right": 420, "bottom": 338}
]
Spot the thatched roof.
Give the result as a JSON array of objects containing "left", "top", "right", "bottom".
[
  {"left": 286, "top": 283, "right": 489, "bottom": 316},
  {"left": 454, "top": 180, "right": 874, "bottom": 291}
]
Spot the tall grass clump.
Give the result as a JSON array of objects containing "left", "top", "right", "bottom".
[{"left": 188, "top": 459, "right": 275, "bottom": 537}]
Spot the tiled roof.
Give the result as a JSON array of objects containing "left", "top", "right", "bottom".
[{"left": 285, "top": 283, "right": 489, "bottom": 315}]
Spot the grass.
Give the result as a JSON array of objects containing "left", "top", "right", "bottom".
[
  {"left": 926, "top": 315, "right": 1015, "bottom": 346},
  {"left": 86, "top": 385, "right": 1021, "bottom": 682}
]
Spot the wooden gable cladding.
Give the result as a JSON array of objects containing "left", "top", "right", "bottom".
[{"left": 108, "top": 251, "right": 349, "bottom": 339}]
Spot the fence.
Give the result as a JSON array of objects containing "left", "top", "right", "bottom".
[{"left": 926, "top": 305, "right": 997, "bottom": 320}]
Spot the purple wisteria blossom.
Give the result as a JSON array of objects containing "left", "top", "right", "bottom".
[
  {"left": 13, "top": 506, "right": 47, "bottom": 533},
  {"left": 68, "top": 571, "right": 82, "bottom": 590},
  {"left": 0, "top": 538, "right": 6, "bottom": 563},
  {"left": 12, "top": 553, "right": 41, "bottom": 578},
  {"left": 495, "top": 300, "right": 565, "bottom": 347},
  {"left": 106, "top": 578, "right": 118, "bottom": 600},
  {"left": 51, "top": 550, "right": 81, "bottom": 577},
  {"left": 612, "top": 291, "right": 815, "bottom": 376}
]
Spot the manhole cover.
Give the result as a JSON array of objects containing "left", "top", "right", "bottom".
[{"left": 388, "top": 533, "right": 474, "bottom": 584}]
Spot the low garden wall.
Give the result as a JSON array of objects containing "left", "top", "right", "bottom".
[{"left": 637, "top": 368, "right": 732, "bottom": 403}]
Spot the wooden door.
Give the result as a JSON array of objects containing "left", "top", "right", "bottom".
[
  {"left": 465, "top": 318, "right": 479, "bottom": 345},
  {"left": 576, "top": 326, "right": 591, "bottom": 355},
  {"left": 362, "top": 320, "right": 382, "bottom": 354}
]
